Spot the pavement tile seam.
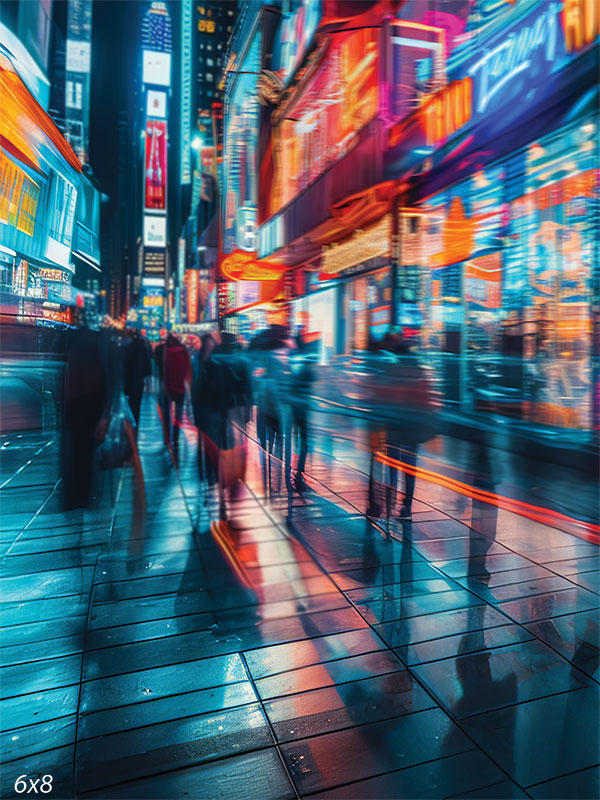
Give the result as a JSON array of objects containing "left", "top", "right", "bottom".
[
  {"left": 299, "top": 750, "right": 524, "bottom": 800},
  {"left": 0, "top": 479, "right": 61, "bottom": 557},
  {"left": 415, "top": 667, "right": 594, "bottom": 724},
  {"left": 234, "top": 651, "right": 304, "bottom": 800},
  {"left": 80, "top": 617, "right": 372, "bottom": 681},
  {"left": 75, "top": 697, "right": 261, "bottom": 743},
  {"left": 525, "top": 765, "right": 600, "bottom": 792},
  {"left": 246, "top": 646, "right": 392, "bottom": 683},
  {"left": 256, "top": 663, "right": 408, "bottom": 704},
  {"left": 239, "top": 517, "right": 523, "bottom": 794},
  {"left": 74, "top": 744, "right": 298, "bottom": 800},
  {"left": 395, "top": 630, "right": 538, "bottom": 667},
  {"left": 83, "top": 592, "right": 352, "bottom": 644}
]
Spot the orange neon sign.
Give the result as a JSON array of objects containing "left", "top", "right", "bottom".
[
  {"left": 220, "top": 250, "right": 287, "bottom": 282},
  {"left": 562, "top": 0, "right": 599, "bottom": 53},
  {"left": 422, "top": 77, "right": 473, "bottom": 147}
]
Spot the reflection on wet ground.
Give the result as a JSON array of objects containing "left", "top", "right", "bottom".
[{"left": 1, "top": 397, "right": 598, "bottom": 799}]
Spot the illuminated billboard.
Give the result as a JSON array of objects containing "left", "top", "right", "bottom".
[
  {"left": 222, "top": 31, "right": 261, "bottom": 254},
  {"left": 144, "top": 120, "right": 167, "bottom": 210},
  {"left": 144, "top": 215, "right": 166, "bottom": 247},
  {"left": 66, "top": 39, "right": 91, "bottom": 73},
  {"left": 146, "top": 89, "right": 166, "bottom": 118},
  {"left": 269, "top": 26, "right": 379, "bottom": 217},
  {"left": 141, "top": 2, "right": 172, "bottom": 52},
  {"left": 142, "top": 50, "right": 171, "bottom": 86}
]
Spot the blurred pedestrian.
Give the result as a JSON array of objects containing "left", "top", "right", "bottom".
[
  {"left": 191, "top": 333, "right": 218, "bottom": 483},
  {"left": 251, "top": 325, "right": 294, "bottom": 494},
  {"left": 289, "top": 340, "right": 315, "bottom": 492},
  {"left": 123, "top": 329, "right": 151, "bottom": 431},
  {"left": 367, "top": 332, "right": 437, "bottom": 521},
  {"left": 201, "top": 332, "right": 252, "bottom": 516},
  {"left": 155, "top": 333, "right": 191, "bottom": 456},
  {"left": 61, "top": 325, "right": 112, "bottom": 510}
]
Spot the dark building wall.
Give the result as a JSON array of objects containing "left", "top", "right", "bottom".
[{"left": 90, "top": 0, "right": 140, "bottom": 315}]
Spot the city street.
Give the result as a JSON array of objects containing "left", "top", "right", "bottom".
[
  {"left": 1, "top": 0, "right": 599, "bottom": 797},
  {"left": 1, "top": 396, "right": 598, "bottom": 799}
]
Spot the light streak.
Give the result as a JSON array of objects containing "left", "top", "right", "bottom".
[{"left": 376, "top": 451, "right": 600, "bottom": 544}]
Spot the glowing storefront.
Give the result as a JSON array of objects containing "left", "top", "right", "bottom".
[{"left": 383, "top": 0, "right": 599, "bottom": 434}]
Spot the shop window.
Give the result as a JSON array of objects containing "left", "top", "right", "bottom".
[{"left": 412, "top": 116, "right": 597, "bottom": 431}]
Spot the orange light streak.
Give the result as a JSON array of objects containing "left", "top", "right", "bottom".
[{"left": 376, "top": 451, "right": 600, "bottom": 544}]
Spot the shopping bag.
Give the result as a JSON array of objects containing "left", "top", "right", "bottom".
[{"left": 98, "top": 393, "right": 135, "bottom": 470}]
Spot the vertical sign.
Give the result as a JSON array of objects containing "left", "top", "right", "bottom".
[
  {"left": 145, "top": 120, "right": 167, "bottom": 209},
  {"left": 181, "top": 0, "right": 192, "bottom": 184},
  {"left": 186, "top": 269, "right": 199, "bottom": 323}
]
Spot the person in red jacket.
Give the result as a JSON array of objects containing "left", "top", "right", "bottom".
[{"left": 155, "top": 333, "right": 191, "bottom": 456}]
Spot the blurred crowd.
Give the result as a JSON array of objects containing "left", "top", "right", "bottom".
[
  {"left": 60, "top": 323, "right": 318, "bottom": 515},
  {"left": 60, "top": 320, "right": 444, "bottom": 533}
]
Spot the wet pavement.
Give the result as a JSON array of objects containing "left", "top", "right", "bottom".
[{"left": 1, "top": 397, "right": 599, "bottom": 799}]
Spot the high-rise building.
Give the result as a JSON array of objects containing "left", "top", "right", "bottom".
[
  {"left": 138, "top": 0, "right": 172, "bottom": 328},
  {"left": 194, "top": 2, "right": 236, "bottom": 144},
  {"left": 64, "top": 0, "right": 93, "bottom": 164},
  {"left": 176, "top": 1, "right": 237, "bottom": 325}
]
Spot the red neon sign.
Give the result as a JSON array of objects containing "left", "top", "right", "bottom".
[{"left": 145, "top": 120, "right": 167, "bottom": 210}]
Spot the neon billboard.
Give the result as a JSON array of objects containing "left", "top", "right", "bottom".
[
  {"left": 385, "top": 0, "right": 600, "bottom": 190},
  {"left": 269, "top": 25, "right": 379, "bottom": 217},
  {"left": 221, "top": 31, "right": 261, "bottom": 254},
  {"left": 144, "top": 120, "right": 167, "bottom": 210}
]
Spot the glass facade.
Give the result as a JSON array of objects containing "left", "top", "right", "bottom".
[{"left": 407, "top": 116, "right": 598, "bottom": 432}]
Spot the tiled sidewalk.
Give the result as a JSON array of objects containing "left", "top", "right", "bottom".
[{"left": 1, "top": 400, "right": 598, "bottom": 799}]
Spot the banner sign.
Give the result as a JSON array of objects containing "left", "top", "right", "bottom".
[{"left": 145, "top": 120, "right": 167, "bottom": 209}]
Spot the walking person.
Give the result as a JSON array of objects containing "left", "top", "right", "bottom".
[
  {"left": 123, "top": 329, "right": 151, "bottom": 433},
  {"left": 155, "top": 333, "right": 191, "bottom": 457},
  {"left": 289, "top": 341, "right": 315, "bottom": 492},
  {"left": 191, "top": 333, "right": 218, "bottom": 484},
  {"left": 367, "top": 332, "right": 437, "bottom": 521}
]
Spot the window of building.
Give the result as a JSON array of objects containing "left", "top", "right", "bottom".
[
  {"left": 206, "top": 73, "right": 213, "bottom": 81},
  {"left": 16, "top": 178, "right": 40, "bottom": 236},
  {"left": 206, "top": 58, "right": 214, "bottom": 67}
]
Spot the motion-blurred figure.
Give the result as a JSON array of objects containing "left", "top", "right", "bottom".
[
  {"left": 251, "top": 325, "right": 294, "bottom": 495},
  {"left": 155, "top": 333, "right": 191, "bottom": 455},
  {"left": 192, "top": 333, "right": 217, "bottom": 483},
  {"left": 62, "top": 326, "right": 112, "bottom": 510},
  {"left": 367, "top": 332, "right": 437, "bottom": 521},
  {"left": 289, "top": 340, "right": 315, "bottom": 492},
  {"left": 123, "top": 329, "right": 151, "bottom": 431},
  {"left": 465, "top": 438, "right": 499, "bottom": 583},
  {"left": 206, "top": 333, "right": 251, "bottom": 516}
]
